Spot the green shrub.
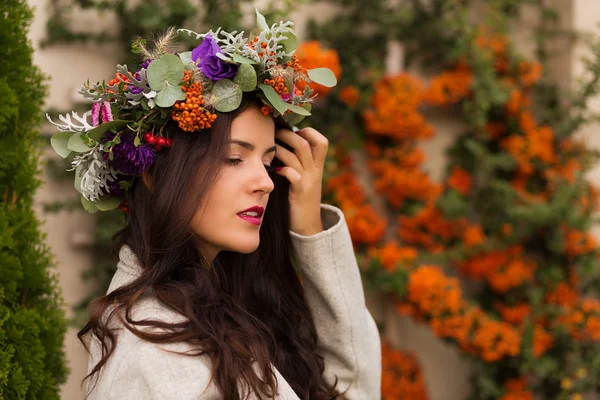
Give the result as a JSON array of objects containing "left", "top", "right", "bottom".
[{"left": 0, "top": 1, "right": 69, "bottom": 398}]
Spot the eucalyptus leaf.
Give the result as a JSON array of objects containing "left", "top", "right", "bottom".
[
  {"left": 87, "top": 120, "right": 132, "bottom": 142},
  {"left": 81, "top": 197, "right": 99, "bottom": 213},
  {"left": 281, "top": 28, "right": 298, "bottom": 54},
  {"left": 258, "top": 84, "right": 288, "bottom": 114},
  {"left": 147, "top": 54, "right": 185, "bottom": 91},
  {"left": 232, "top": 54, "right": 256, "bottom": 64},
  {"left": 233, "top": 64, "right": 257, "bottom": 92},
  {"left": 178, "top": 51, "right": 194, "bottom": 67},
  {"left": 74, "top": 170, "right": 83, "bottom": 194},
  {"left": 50, "top": 131, "right": 73, "bottom": 158},
  {"left": 255, "top": 8, "right": 269, "bottom": 30},
  {"left": 286, "top": 103, "right": 311, "bottom": 116},
  {"left": 95, "top": 195, "right": 122, "bottom": 211},
  {"left": 155, "top": 84, "right": 186, "bottom": 107},
  {"left": 307, "top": 68, "right": 337, "bottom": 87},
  {"left": 213, "top": 79, "right": 243, "bottom": 112},
  {"left": 282, "top": 111, "right": 306, "bottom": 126},
  {"left": 68, "top": 133, "right": 94, "bottom": 153}
]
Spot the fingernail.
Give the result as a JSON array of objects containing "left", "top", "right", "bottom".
[{"left": 275, "top": 167, "right": 283, "bottom": 172}]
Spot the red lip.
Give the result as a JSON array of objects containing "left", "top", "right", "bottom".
[{"left": 237, "top": 206, "right": 265, "bottom": 218}]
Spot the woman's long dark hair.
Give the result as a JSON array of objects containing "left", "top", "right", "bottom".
[{"left": 78, "top": 93, "right": 340, "bottom": 400}]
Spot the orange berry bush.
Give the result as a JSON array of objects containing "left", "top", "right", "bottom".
[{"left": 310, "top": 2, "right": 600, "bottom": 398}]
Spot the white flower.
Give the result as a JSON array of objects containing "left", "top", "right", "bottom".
[{"left": 68, "top": 146, "right": 118, "bottom": 202}]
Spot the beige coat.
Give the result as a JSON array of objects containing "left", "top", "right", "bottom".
[{"left": 86, "top": 203, "right": 381, "bottom": 399}]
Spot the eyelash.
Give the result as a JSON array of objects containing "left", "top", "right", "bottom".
[{"left": 227, "top": 158, "right": 274, "bottom": 172}]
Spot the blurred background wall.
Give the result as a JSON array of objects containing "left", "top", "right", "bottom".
[{"left": 24, "top": 0, "right": 600, "bottom": 398}]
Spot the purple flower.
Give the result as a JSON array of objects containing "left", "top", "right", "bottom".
[
  {"left": 101, "top": 132, "right": 156, "bottom": 176},
  {"left": 192, "top": 34, "right": 221, "bottom": 63},
  {"left": 191, "top": 34, "right": 238, "bottom": 80},
  {"left": 200, "top": 56, "right": 238, "bottom": 80},
  {"left": 128, "top": 72, "right": 145, "bottom": 94},
  {"left": 140, "top": 59, "right": 152, "bottom": 69},
  {"left": 100, "top": 174, "right": 127, "bottom": 197}
]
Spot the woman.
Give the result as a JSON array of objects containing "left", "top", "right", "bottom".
[{"left": 49, "top": 12, "right": 381, "bottom": 399}]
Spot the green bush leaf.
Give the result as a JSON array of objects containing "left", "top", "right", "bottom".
[
  {"left": 213, "top": 79, "right": 243, "bottom": 112},
  {"left": 147, "top": 54, "right": 185, "bottom": 91},
  {"left": 307, "top": 68, "right": 337, "bottom": 87},
  {"left": 50, "top": 131, "right": 73, "bottom": 158},
  {"left": 155, "top": 84, "right": 186, "bottom": 107},
  {"left": 233, "top": 64, "right": 257, "bottom": 92}
]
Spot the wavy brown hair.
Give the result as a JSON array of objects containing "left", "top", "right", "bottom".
[{"left": 78, "top": 93, "right": 341, "bottom": 399}]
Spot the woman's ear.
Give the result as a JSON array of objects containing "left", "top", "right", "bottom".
[{"left": 142, "top": 170, "right": 154, "bottom": 192}]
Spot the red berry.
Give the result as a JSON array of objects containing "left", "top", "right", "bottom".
[
  {"left": 165, "top": 138, "right": 173, "bottom": 148},
  {"left": 154, "top": 144, "right": 164, "bottom": 151},
  {"left": 146, "top": 135, "right": 157, "bottom": 145},
  {"left": 143, "top": 132, "right": 152, "bottom": 142},
  {"left": 157, "top": 137, "right": 167, "bottom": 147}
]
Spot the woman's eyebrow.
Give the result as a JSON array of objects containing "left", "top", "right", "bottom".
[{"left": 229, "top": 139, "right": 276, "bottom": 154}]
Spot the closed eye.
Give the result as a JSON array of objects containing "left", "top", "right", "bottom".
[{"left": 226, "top": 158, "right": 275, "bottom": 172}]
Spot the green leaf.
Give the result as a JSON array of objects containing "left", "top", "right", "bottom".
[
  {"left": 213, "top": 79, "right": 243, "bottom": 112},
  {"left": 232, "top": 54, "right": 256, "bottom": 64},
  {"left": 233, "top": 64, "right": 257, "bottom": 92},
  {"left": 81, "top": 197, "right": 99, "bottom": 213},
  {"left": 255, "top": 8, "right": 269, "bottom": 30},
  {"left": 281, "top": 28, "right": 298, "bottom": 54},
  {"left": 258, "top": 83, "right": 288, "bottom": 114},
  {"left": 74, "top": 170, "right": 83, "bottom": 193},
  {"left": 155, "top": 84, "right": 186, "bottom": 107},
  {"left": 95, "top": 195, "right": 122, "bottom": 211},
  {"left": 286, "top": 103, "right": 311, "bottom": 116},
  {"left": 307, "top": 68, "right": 337, "bottom": 87},
  {"left": 178, "top": 51, "right": 194, "bottom": 67},
  {"left": 147, "top": 54, "right": 185, "bottom": 91},
  {"left": 87, "top": 120, "right": 131, "bottom": 142},
  {"left": 282, "top": 110, "right": 306, "bottom": 126},
  {"left": 50, "top": 131, "right": 73, "bottom": 158},
  {"left": 68, "top": 133, "right": 94, "bottom": 153},
  {"left": 134, "top": 135, "right": 141, "bottom": 146}
]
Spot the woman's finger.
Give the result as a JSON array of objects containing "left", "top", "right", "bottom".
[
  {"left": 294, "top": 127, "right": 329, "bottom": 167},
  {"left": 275, "top": 128, "right": 314, "bottom": 170},
  {"left": 275, "top": 143, "right": 304, "bottom": 173},
  {"left": 275, "top": 165, "right": 303, "bottom": 191}
]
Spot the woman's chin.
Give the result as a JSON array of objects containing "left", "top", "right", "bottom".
[{"left": 228, "top": 237, "right": 260, "bottom": 254}]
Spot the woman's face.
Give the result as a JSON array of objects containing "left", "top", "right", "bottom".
[{"left": 191, "top": 105, "right": 276, "bottom": 262}]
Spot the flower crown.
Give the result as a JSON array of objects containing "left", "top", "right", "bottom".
[{"left": 47, "top": 9, "right": 337, "bottom": 213}]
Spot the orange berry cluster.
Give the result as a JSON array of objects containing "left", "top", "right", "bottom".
[
  {"left": 260, "top": 105, "right": 273, "bottom": 116},
  {"left": 284, "top": 54, "right": 302, "bottom": 72},
  {"left": 171, "top": 71, "right": 216, "bottom": 132},
  {"left": 108, "top": 73, "right": 130, "bottom": 91},
  {"left": 247, "top": 37, "right": 277, "bottom": 59},
  {"left": 263, "top": 76, "right": 295, "bottom": 97}
]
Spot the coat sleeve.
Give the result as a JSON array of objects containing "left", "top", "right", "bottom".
[
  {"left": 106, "top": 337, "right": 222, "bottom": 399},
  {"left": 289, "top": 203, "right": 382, "bottom": 399}
]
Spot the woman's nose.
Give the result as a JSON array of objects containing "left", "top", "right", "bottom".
[{"left": 253, "top": 163, "right": 275, "bottom": 194}]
